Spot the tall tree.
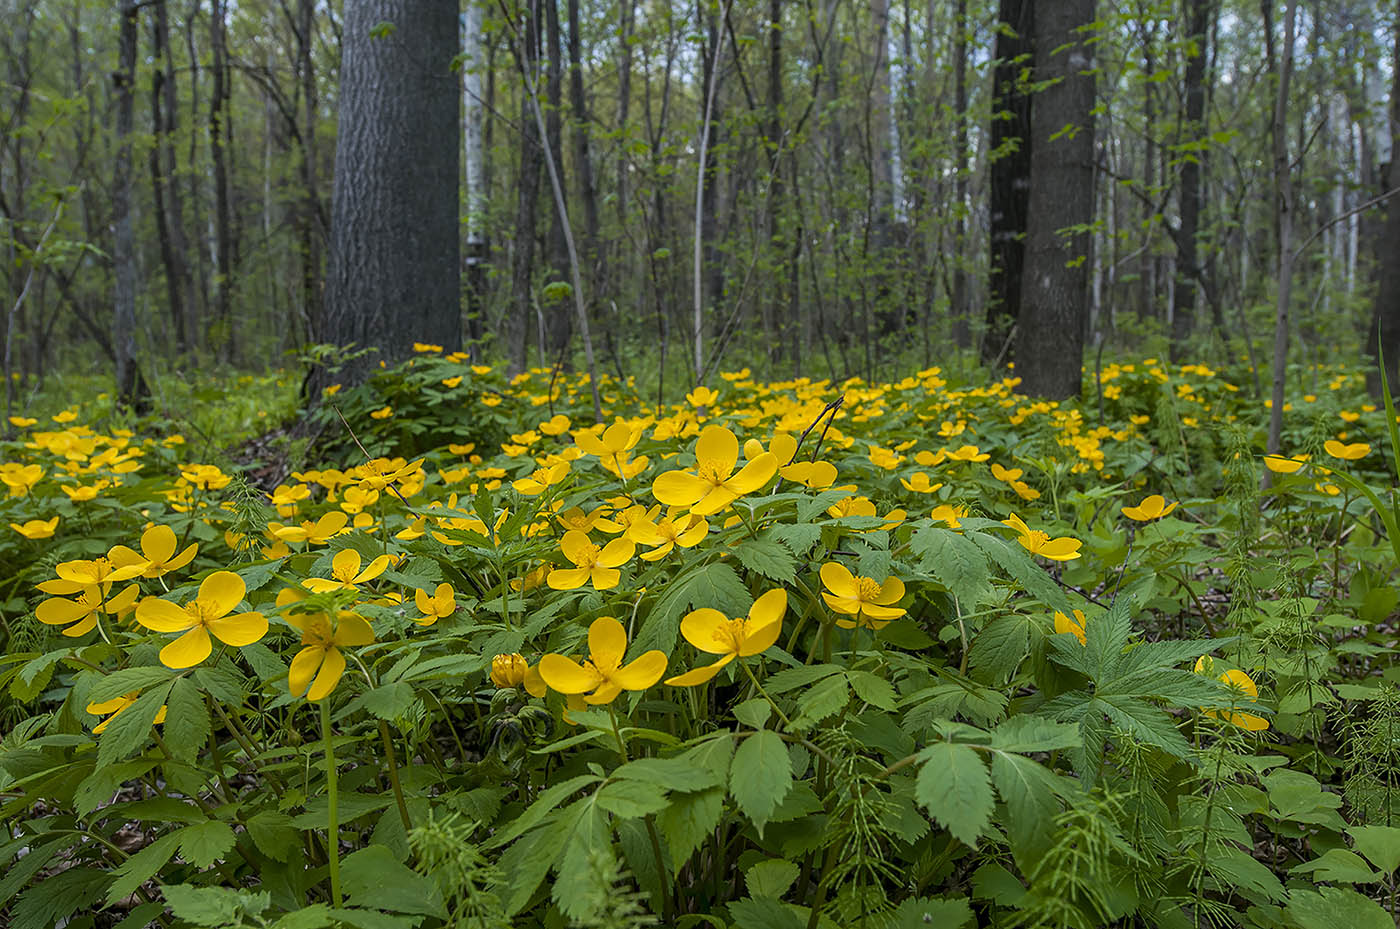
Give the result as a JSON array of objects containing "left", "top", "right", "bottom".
[
  {"left": 1366, "top": 3, "right": 1400, "bottom": 398},
  {"left": 1264, "top": 0, "right": 1298, "bottom": 458},
  {"left": 319, "top": 0, "right": 460, "bottom": 386},
  {"left": 462, "top": 0, "right": 488, "bottom": 360},
  {"left": 507, "top": 0, "right": 542, "bottom": 372},
  {"left": 113, "top": 0, "right": 148, "bottom": 410},
  {"left": 983, "top": 0, "right": 1034, "bottom": 363},
  {"left": 1169, "top": 0, "right": 1213, "bottom": 358},
  {"left": 209, "top": 0, "right": 235, "bottom": 361},
  {"left": 149, "top": 0, "right": 193, "bottom": 356},
  {"left": 1017, "top": 0, "right": 1095, "bottom": 399}
]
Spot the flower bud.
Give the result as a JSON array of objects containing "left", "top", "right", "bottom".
[{"left": 490, "top": 653, "right": 528, "bottom": 688}]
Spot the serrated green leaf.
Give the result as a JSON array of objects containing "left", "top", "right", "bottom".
[
  {"left": 164, "top": 678, "right": 210, "bottom": 764},
  {"left": 596, "top": 779, "right": 669, "bottom": 818},
  {"left": 246, "top": 810, "right": 301, "bottom": 862},
  {"left": 730, "top": 730, "right": 793, "bottom": 833},
  {"left": 889, "top": 896, "right": 975, "bottom": 928},
  {"left": 916, "top": 742, "right": 992, "bottom": 847},
  {"left": 733, "top": 698, "right": 772, "bottom": 729},
  {"left": 728, "top": 895, "right": 805, "bottom": 929},
  {"left": 732, "top": 538, "right": 797, "bottom": 583},
  {"left": 177, "top": 820, "right": 236, "bottom": 870},
  {"left": 1286, "top": 886, "right": 1392, "bottom": 929},
  {"left": 990, "top": 752, "right": 1064, "bottom": 865},
  {"left": 87, "top": 666, "right": 177, "bottom": 704},
  {"left": 745, "top": 859, "right": 799, "bottom": 898},
  {"left": 552, "top": 802, "right": 611, "bottom": 921},
  {"left": 764, "top": 663, "right": 843, "bottom": 694},
  {"left": 636, "top": 562, "right": 753, "bottom": 653},
  {"left": 614, "top": 756, "right": 721, "bottom": 792},
  {"left": 97, "top": 683, "right": 173, "bottom": 769},
  {"left": 967, "top": 614, "right": 1032, "bottom": 684},
  {"left": 847, "top": 670, "right": 897, "bottom": 710},
  {"left": 969, "top": 530, "right": 1073, "bottom": 614},
  {"left": 657, "top": 787, "right": 723, "bottom": 874},
  {"left": 911, "top": 527, "right": 991, "bottom": 601},
  {"left": 989, "top": 715, "right": 1081, "bottom": 753},
  {"left": 106, "top": 833, "right": 182, "bottom": 905},
  {"left": 790, "top": 673, "right": 847, "bottom": 730},
  {"left": 1291, "top": 848, "right": 1379, "bottom": 883},
  {"left": 340, "top": 845, "right": 447, "bottom": 918}
]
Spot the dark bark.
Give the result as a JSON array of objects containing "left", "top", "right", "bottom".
[
  {"left": 1018, "top": 0, "right": 1095, "bottom": 399},
  {"left": 542, "top": 0, "right": 571, "bottom": 359},
  {"left": 114, "top": 0, "right": 149, "bottom": 411},
  {"left": 319, "top": 0, "right": 461, "bottom": 387},
  {"left": 149, "top": 0, "right": 191, "bottom": 356},
  {"left": 951, "top": 0, "right": 972, "bottom": 348},
  {"left": 507, "top": 0, "right": 543, "bottom": 372},
  {"left": 1170, "top": 0, "right": 1212, "bottom": 358},
  {"left": 1367, "top": 5, "right": 1400, "bottom": 398},
  {"left": 296, "top": 0, "right": 323, "bottom": 344},
  {"left": 984, "top": 0, "right": 1034, "bottom": 363},
  {"left": 209, "top": 0, "right": 235, "bottom": 361},
  {"left": 566, "top": 0, "right": 600, "bottom": 281}
]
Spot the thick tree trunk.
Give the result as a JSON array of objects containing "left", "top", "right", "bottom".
[
  {"left": 1367, "top": 7, "right": 1400, "bottom": 398},
  {"left": 984, "top": 0, "right": 1033, "bottom": 363},
  {"left": 296, "top": 0, "right": 323, "bottom": 346},
  {"left": 319, "top": 0, "right": 460, "bottom": 387},
  {"left": 1264, "top": 0, "right": 1297, "bottom": 460},
  {"left": 542, "top": 0, "right": 571, "bottom": 360},
  {"left": 114, "top": 0, "right": 148, "bottom": 411},
  {"left": 149, "top": 0, "right": 191, "bottom": 356},
  {"left": 463, "top": 0, "right": 488, "bottom": 361},
  {"left": 1018, "top": 0, "right": 1095, "bottom": 400},
  {"left": 508, "top": 0, "right": 542, "bottom": 372},
  {"left": 1170, "top": 0, "right": 1212, "bottom": 359},
  {"left": 209, "top": 0, "right": 235, "bottom": 362}
]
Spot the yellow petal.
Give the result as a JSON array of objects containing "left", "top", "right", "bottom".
[
  {"left": 523, "top": 663, "right": 548, "bottom": 698},
  {"left": 538, "top": 654, "right": 603, "bottom": 694},
  {"left": 597, "top": 537, "right": 635, "bottom": 568},
  {"left": 820, "top": 562, "right": 859, "bottom": 598},
  {"left": 333, "top": 613, "right": 375, "bottom": 646},
  {"left": 141, "top": 524, "right": 178, "bottom": 563},
  {"left": 652, "top": 470, "right": 707, "bottom": 507},
  {"left": 589, "top": 616, "right": 629, "bottom": 672},
  {"left": 414, "top": 587, "right": 433, "bottom": 614},
  {"left": 740, "top": 616, "right": 782, "bottom": 657},
  {"left": 208, "top": 611, "right": 267, "bottom": 647},
  {"left": 664, "top": 655, "right": 733, "bottom": 687},
  {"left": 198, "top": 571, "right": 246, "bottom": 617},
  {"left": 676, "top": 517, "right": 709, "bottom": 546},
  {"left": 288, "top": 647, "right": 323, "bottom": 697},
  {"left": 723, "top": 452, "right": 777, "bottom": 495},
  {"left": 695, "top": 425, "right": 738, "bottom": 472},
  {"left": 1037, "top": 538, "right": 1082, "bottom": 561},
  {"left": 583, "top": 682, "right": 624, "bottom": 705},
  {"left": 860, "top": 602, "right": 906, "bottom": 620},
  {"left": 609, "top": 650, "right": 668, "bottom": 690},
  {"left": 331, "top": 549, "right": 361, "bottom": 581},
  {"left": 353, "top": 554, "right": 392, "bottom": 584},
  {"left": 681, "top": 608, "right": 732, "bottom": 654},
  {"left": 106, "top": 583, "right": 140, "bottom": 616},
  {"left": 135, "top": 596, "right": 196, "bottom": 633},
  {"left": 748, "top": 588, "right": 787, "bottom": 628},
  {"left": 590, "top": 566, "right": 622, "bottom": 590},
  {"left": 37, "top": 596, "right": 92, "bottom": 626},
  {"left": 306, "top": 648, "right": 346, "bottom": 701},
  {"left": 822, "top": 592, "right": 862, "bottom": 615},
  {"left": 160, "top": 626, "right": 212, "bottom": 669},
  {"left": 547, "top": 567, "right": 591, "bottom": 590},
  {"left": 559, "top": 529, "right": 594, "bottom": 566},
  {"left": 165, "top": 542, "right": 198, "bottom": 573}
]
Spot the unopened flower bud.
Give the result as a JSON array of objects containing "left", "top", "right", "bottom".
[{"left": 490, "top": 653, "right": 528, "bottom": 688}]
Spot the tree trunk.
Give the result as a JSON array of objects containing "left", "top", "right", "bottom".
[
  {"left": 296, "top": 0, "right": 323, "bottom": 347},
  {"left": 508, "top": 0, "right": 542, "bottom": 372},
  {"left": 1018, "top": 0, "right": 1095, "bottom": 399},
  {"left": 984, "top": 0, "right": 1034, "bottom": 363},
  {"left": 1367, "top": 4, "right": 1400, "bottom": 399},
  {"left": 463, "top": 0, "right": 488, "bottom": 361},
  {"left": 1264, "top": 0, "right": 1298, "bottom": 459},
  {"left": 1170, "top": 0, "right": 1212, "bottom": 359},
  {"left": 542, "top": 0, "right": 571, "bottom": 360},
  {"left": 149, "top": 0, "right": 191, "bottom": 357},
  {"left": 319, "top": 0, "right": 460, "bottom": 387},
  {"left": 114, "top": 0, "right": 149, "bottom": 411},
  {"left": 950, "top": 0, "right": 971, "bottom": 348},
  {"left": 209, "top": 0, "right": 235, "bottom": 362}
]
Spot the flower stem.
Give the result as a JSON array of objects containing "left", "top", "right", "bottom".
[
  {"left": 320, "top": 698, "right": 342, "bottom": 908},
  {"left": 378, "top": 719, "right": 412, "bottom": 832},
  {"left": 741, "top": 661, "right": 792, "bottom": 729}
]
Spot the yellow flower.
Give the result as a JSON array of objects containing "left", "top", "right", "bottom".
[
  {"left": 286, "top": 611, "right": 375, "bottom": 701},
  {"left": 686, "top": 385, "right": 720, "bottom": 407},
  {"left": 36, "top": 577, "right": 140, "bottom": 637},
  {"left": 819, "top": 562, "right": 906, "bottom": 630},
  {"left": 1194, "top": 657, "right": 1269, "bottom": 731},
  {"left": 370, "top": 406, "right": 394, "bottom": 419},
  {"left": 652, "top": 425, "right": 777, "bottom": 516},
  {"left": 547, "top": 530, "right": 635, "bottom": 590},
  {"left": 8, "top": 415, "right": 37, "bottom": 427},
  {"left": 108, "top": 524, "right": 198, "bottom": 578},
  {"left": 1054, "top": 609, "right": 1087, "bottom": 645},
  {"left": 60, "top": 483, "right": 100, "bottom": 502},
  {"left": 539, "top": 414, "right": 572, "bottom": 436},
  {"left": 1010, "top": 480, "right": 1041, "bottom": 501},
  {"left": 302, "top": 549, "right": 392, "bottom": 592},
  {"left": 899, "top": 472, "right": 943, "bottom": 494},
  {"left": 413, "top": 583, "right": 456, "bottom": 626},
  {"left": 665, "top": 589, "right": 786, "bottom": 686},
  {"left": 1263, "top": 454, "right": 1308, "bottom": 474},
  {"left": 490, "top": 653, "right": 547, "bottom": 696},
  {"left": 413, "top": 342, "right": 443, "bottom": 352},
  {"left": 930, "top": 504, "right": 968, "bottom": 529},
  {"left": 511, "top": 562, "right": 552, "bottom": 592},
  {"left": 441, "top": 376, "right": 463, "bottom": 388},
  {"left": 10, "top": 516, "right": 58, "bottom": 539},
  {"left": 1002, "top": 513, "right": 1082, "bottom": 561},
  {"left": 513, "top": 461, "right": 570, "bottom": 495},
  {"left": 1121, "top": 494, "right": 1178, "bottom": 522},
  {"left": 1324, "top": 439, "right": 1369, "bottom": 461},
  {"left": 87, "top": 692, "right": 167, "bottom": 734},
  {"left": 134, "top": 572, "right": 268, "bottom": 669},
  {"left": 575, "top": 421, "right": 644, "bottom": 474},
  {"left": 868, "top": 445, "right": 904, "bottom": 470},
  {"left": 990, "top": 463, "right": 1023, "bottom": 483},
  {"left": 945, "top": 445, "right": 990, "bottom": 463},
  {"left": 537, "top": 616, "right": 668, "bottom": 705},
  {"left": 274, "top": 510, "right": 349, "bottom": 545},
  {"left": 629, "top": 509, "right": 708, "bottom": 560},
  {"left": 1, "top": 462, "right": 43, "bottom": 496}
]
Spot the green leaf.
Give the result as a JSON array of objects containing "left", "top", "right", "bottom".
[
  {"left": 989, "top": 715, "right": 1081, "bottom": 753},
  {"left": 163, "top": 678, "right": 210, "bottom": 764},
  {"left": 847, "top": 670, "right": 897, "bottom": 709},
  {"left": 636, "top": 562, "right": 753, "bottom": 653},
  {"left": 733, "top": 698, "right": 772, "bottom": 729},
  {"left": 177, "top": 820, "right": 236, "bottom": 870},
  {"left": 349, "top": 682, "right": 417, "bottom": 721},
  {"left": 1286, "top": 886, "right": 1393, "bottom": 929},
  {"left": 106, "top": 833, "right": 183, "bottom": 905},
  {"left": 769, "top": 522, "right": 822, "bottom": 558},
  {"left": 552, "top": 802, "right": 611, "bottom": 921},
  {"left": 1349, "top": 824, "right": 1400, "bottom": 875},
  {"left": 790, "top": 673, "right": 847, "bottom": 730},
  {"left": 730, "top": 730, "right": 793, "bottom": 833},
  {"left": 595, "top": 779, "right": 670, "bottom": 819},
  {"left": 915, "top": 742, "right": 992, "bottom": 848},
  {"left": 967, "top": 614, "right": 1033, "bottom": 684},
  {"left": 246, "top": 811, "right": 301, "bottom": 862},
  {"left": 990, "top": 752, "right": 1064, "bottom": 864},
  {"left": 87, "top": 666, "right": 177, "bottom": 704},
  {"left": 0, "top": 838, "right": 66, "bottom": 908},
  {"left": 97, "top": 683, "right": 174, "bottom": 769},
  {"left": 911, "top": 527, "right": 991, "bottom": 602},
  {"left": 657, "top": 787, "right": 724, "bottom": 873},
  {"left": 1085, "top": 595, "right": 1134, "bottom": 679},
  {"left": 764, "top": 663, "right": 843, "bottom": 694},
  {"left": 732, "top": 538, "right": 797, "bottom": 584},
  {"left": 614, "top": 756, "right": 721, "bottom": 792},
  {"left": 745, "top": 858, "right": 800, "bottom": 898},
  {"left": 889, "top": 896, "right": 975, "bottom": 928},
  {"left": 499, "top": 825, "right": 558, "bottom": 915},
  {"left": 340, "top": 845, "right": 447, "bottom": 918},
  {"left": 486, "top": 773, "right": 601, "bottom": 848},
  {"left": 969, "top": 530, "right": 1073, "bottom": 614},
  {"left": 160, "top": 883, "right": 270, "bottom": 927},
  {"left": 1291, "top": 848, "right": 1380, "bottom": 883},
  {"left": 728, "top": 896, "right": 805, "bottom": 929},
  {"left": 13, "top": 868, "right": 110, "bottom": 929}
]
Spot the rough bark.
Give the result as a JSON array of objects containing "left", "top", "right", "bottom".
[
  {"left": 1264, "top": 0, "right": 1298, "bottom": 459},
  {"left": 507, "top": 0, "right": 542, "bottom": 372},
  {"left": 319, "top": 0, "right": 461, "bottom": 387},
  {"left": 1170, "top": 0, "right": 1212, "bottom": 358},
  {"left": 463, "top": 0, "right": 488, "bottom": 360},
  {"left": 1017, "top": 0, "right": 1095, "bottom": 400},
  {"left": 114, "top": 0, "right": 149, "bottom": 411},
  {"left": 209, "top": 0, "right": 235, "bottom": 361},
  {"left": 149, "top": 0, "right": 192, "bottom": 356},
  {"left": 984, "top": 0, "right": 1034, "bottom": 363}
]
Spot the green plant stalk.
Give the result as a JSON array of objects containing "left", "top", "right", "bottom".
[
  {"left": 379, "top": 719, "right": 412, "bottom": 832},
  {"left": 321, "top": 699, "right": 342, "bottom": 908},
  {"left": 741, "top": 661, "right": 792, "bottom": 728}
]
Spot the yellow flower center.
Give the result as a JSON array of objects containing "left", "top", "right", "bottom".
[
  {"left": 710, "top": 618, "right": 747, "bottom": 652},
  {"left": 574, "top": 542, "right": 601, "bottom": 567},
  {"left": 696, "top": 459, "right": 728, "bottom": 487},
  {"left": 300, "top": 616, "right": 336, "bottom": 648},
  {"left": 856, "top": 577, "right": 883, "bottom": 602}
]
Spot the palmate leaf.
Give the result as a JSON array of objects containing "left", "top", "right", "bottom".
[
  {"left": 1084, "top": 594, "right": 1134, "bottom": 679},
  {"left": 909, "top": 526, "right": 992, "bottom": 603},
  {"left": 968, "top": 530, "right": 1075, "bottom": 615},
  {"left": 634, "top": 560, "right": 752, "bottom": 653}
]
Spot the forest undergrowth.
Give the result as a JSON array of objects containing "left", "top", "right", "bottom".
[{"left": 4, "top": 350, "right": 1400, "bottom": 929}]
